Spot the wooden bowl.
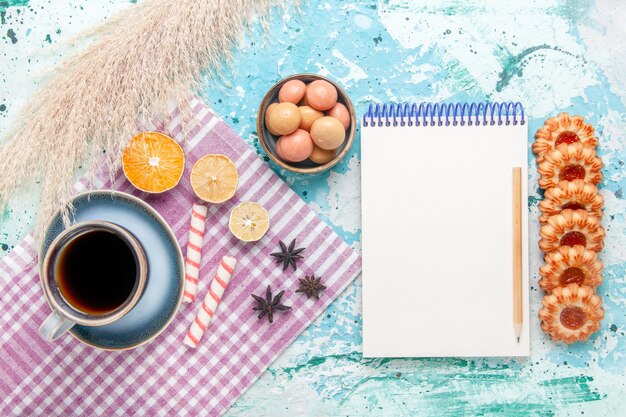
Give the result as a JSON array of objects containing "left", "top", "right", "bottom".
[{"left": 257, "top": 74, "right": 356, "bottom": 174}]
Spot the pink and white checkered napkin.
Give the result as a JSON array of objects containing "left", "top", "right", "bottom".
[{"left": 0, "top": 99, "right": 361, "bottom": 417}]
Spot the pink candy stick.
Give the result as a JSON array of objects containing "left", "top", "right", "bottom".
[
  {"left": 184, "top": 256, "right": 237, "bottom": 348},
  {"left": 183, "top": 203, "right": 208, "bottom": 303}
]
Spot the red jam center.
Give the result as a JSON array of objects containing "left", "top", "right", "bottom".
[
  {"left": 555, "top": 131, "right": 580, "bottom": 146},
  {"left": 560, "top": 231, "right": 587, "bottom": 247},
  {"left": 559, "top": 165, "right": 586, "bottom": 181},
  {"left": 560, "top": 267, "right": 586, "bottom": 286},
  {"left": 560, "top": 306, "right": 587, "bottom": 330},
  {"left": 561, "top": 202, "right": 585, "bottom": 211}
]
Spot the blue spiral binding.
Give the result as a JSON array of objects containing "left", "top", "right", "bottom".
[{"left": 362, "top": 101, "right": 525, "bottom": 127}]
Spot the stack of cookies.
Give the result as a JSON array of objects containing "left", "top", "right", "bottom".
[{"left": 533, "top": 113, "right": 605, "bottom": 343}]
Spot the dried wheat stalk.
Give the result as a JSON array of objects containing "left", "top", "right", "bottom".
[{"left": 0, "top": 0, "right": 292, "bottom": 237}]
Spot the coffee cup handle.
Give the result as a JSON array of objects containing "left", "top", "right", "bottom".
[{"left": 39, "top": 310, "right": 75, "bottom": 342}]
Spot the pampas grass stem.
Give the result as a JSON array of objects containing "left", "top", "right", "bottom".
[{"left": 0, "top": 0, "right": 292, "bottom": 237}]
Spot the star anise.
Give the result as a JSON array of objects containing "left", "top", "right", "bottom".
[
  {"left": 295, "top": 274, "right": 326, "bottom": 300},
  {"left": 251, "top": 285, "right": 291, "bottom": 323},
  {"left": 270, "top": 239, "right": 305, "bottom": 271}
]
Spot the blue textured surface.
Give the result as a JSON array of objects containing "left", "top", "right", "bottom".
[{"left": 1, "top": 0, "right": 625, "bottom": 415}]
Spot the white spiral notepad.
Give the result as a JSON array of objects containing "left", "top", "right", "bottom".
[{"left": 361, "top": 102, "right": 530, "bottom": 357}]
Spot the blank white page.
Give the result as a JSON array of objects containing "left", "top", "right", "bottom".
[{"left": 361, "top": 118, "right": 529, "bottom": 357}]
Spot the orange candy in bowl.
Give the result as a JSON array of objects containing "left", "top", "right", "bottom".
[{"left": 257, "top": 74, "right": 356, "bottom": 174}]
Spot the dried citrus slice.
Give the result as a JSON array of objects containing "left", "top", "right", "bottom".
[
  {"left": 229, "top": 202, "right": 270, "bottom": 242},
  {"left": 122, "top": 132, "right": 184, "bottom": 193},
  {"left": 190, "top": 154, "right": 239, "bottom": 203}
]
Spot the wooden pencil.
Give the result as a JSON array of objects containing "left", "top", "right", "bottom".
[{"left": 512, "top": 167, "right": 523, "bottom": 342}]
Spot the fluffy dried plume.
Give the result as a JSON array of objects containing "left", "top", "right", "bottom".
[{"left": 0, "top": 0, "right": 294, "bottom": 237}]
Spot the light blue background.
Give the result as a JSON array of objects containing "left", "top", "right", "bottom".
[{"left": 1, "top": 1, "right": 625, "bottom": 415}]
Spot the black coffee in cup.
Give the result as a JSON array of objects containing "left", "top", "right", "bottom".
[{"left": 55, "top": 230, "right": 137, "bottom": 315}]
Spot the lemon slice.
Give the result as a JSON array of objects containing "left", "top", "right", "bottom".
[
  {"left": 190, "top": 154, "right": 238, "bottom": 203},
  {"left": 229, "top": 202, "right": 270, "bottom": 242}
]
